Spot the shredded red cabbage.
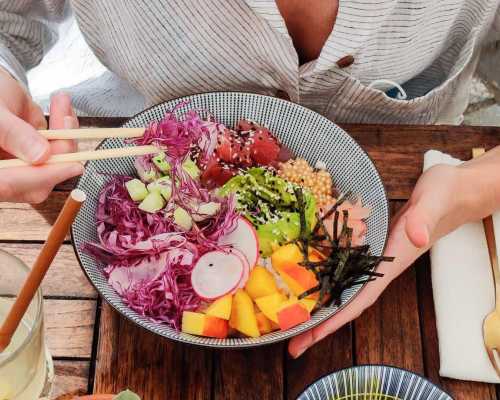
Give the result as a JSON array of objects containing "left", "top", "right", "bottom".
[{"left": 83, "top": 104, "right": 240, "bottom": 330}]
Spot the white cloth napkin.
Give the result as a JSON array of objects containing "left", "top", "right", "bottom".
[{"left": 425, "top": 150, "right": 500, "bottom": 383}]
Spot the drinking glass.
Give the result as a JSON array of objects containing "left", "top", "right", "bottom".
[{"left": 0, "top": 249, "right": 54, "bottom": 399}]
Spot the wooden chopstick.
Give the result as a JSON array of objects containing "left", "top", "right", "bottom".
[
  {"left": 0, "top": 189, "right": 86, "bottom": 352},
  {"left": 0, "top": 145, "right": 159, "bottom": 169},
  {"left": 39, "top": 127, "right": 145, "bottom": 140}
]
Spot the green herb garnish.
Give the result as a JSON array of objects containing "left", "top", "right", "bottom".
[{"left": 293, "top": 188, "right": 393, "bottom": 306}]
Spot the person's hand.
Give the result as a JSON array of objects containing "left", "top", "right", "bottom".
[
  {"left": 0, "top": 68, "right": 83, "bottom": 203},
  {"left": 288, "top": 156, "right": 499, "bottom": 358}
]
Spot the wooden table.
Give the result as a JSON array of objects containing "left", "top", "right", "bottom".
[{"left": 1, "top": 119, "right": 500, "bottom": 400}]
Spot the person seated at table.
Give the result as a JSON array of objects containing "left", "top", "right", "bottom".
[{"left": 0, "top": 0, "right": 500, "bottom": 357}]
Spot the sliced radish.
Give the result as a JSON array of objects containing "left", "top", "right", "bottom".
[
  {"left": 218, "top": 217, "right": 259, "bottom": 268},
  {"left": 229, "top": 248, "right": 251, "bottom": 290},
  {"left": 191, "top": 251, "right": 244, "bottom": 300}
]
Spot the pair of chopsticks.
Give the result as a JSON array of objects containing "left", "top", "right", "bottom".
[
  {"left": 0, "top": 128, "right": 159, "bottom": 169},
  {"left": 0, "top": 189, "right": 86, "bottom": 352}
]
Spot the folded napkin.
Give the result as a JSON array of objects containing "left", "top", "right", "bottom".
[{"left": 425, "top": 150, "right": 500, "bottom": 383}]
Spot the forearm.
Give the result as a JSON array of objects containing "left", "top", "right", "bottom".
[
  {"left": 0, "top": 0, "right": 69, "bottom": 87},
  {"left": 459, "top": 145, "right": 500, "bottom": 222}
]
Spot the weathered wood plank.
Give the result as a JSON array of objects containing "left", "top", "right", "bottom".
[
  {"left": 341, "top": 124, "right": 500, "bottom": 200},
  {"left": 45, "top": 299, "right": 96, "bottom": 358},
  {"left": 93, "top": 303, "right": 212, "bottom": 399},
  {"left": 51, "top": 360, "right": 90, "bottom": 399},
  {"left": 355, "top": 202, "right": 424, "bottom": 373},
  {"left": 286, "top": 324, "right": 353, "bottom": 400},
  {"left": 0, "top": 192, "right": 67, "bottom": 241},
  {"left": 416, "top": 253, "right": 498, "bottom": 400},
  {"left": 213, "top": 344, "right": 284, "bottom": 400},
  {"left": 0, "top": 243, "right": 95, "bottom": 298}
]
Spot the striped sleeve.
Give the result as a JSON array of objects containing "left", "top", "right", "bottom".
[
  {"left": 477, "top": 3, "right": 500, "bottom": 100},
  {"left": 0, "top": 0, "right": 67, "bottom": 87}
]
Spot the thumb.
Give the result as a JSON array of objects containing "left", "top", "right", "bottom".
[{"left": 0, "top": 107, "right": 50, "bottom": 164}]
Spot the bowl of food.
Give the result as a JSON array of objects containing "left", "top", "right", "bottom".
[
  {"left": 297, "top": 365, "right": 452, "bottom": 400},
  {"left": 71, "top": 91, "right": 390, "bottom": 347}
]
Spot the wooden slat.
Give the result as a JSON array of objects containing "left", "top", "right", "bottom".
[
  {"left": 45, "top": 299, "right": 96, "bottom": 358},
  {"left": 355, "top": 202, "right": 424, "bottom": 372},
  {"left": 340, "top": 124, "right": 500, "bottom": 200},
  {"left": 213, "top": 345, "right": 284, "bottom": 400},
  {"left": 286, "top": 324, "right": 353, "bottom": 400},
  {"left": 0, "top": 192, "right": 67, "bottom": 241},
  {"left": 0, "top": 243, "right": 95, "bottom": 298},
  {"left": 416, "top": 253, "right": 498, "bottom": 399},
  {"left": 93, "top": 303, "right": 212, "bottom": 399},
  {"left": 51, "top": 360, "right": 90, "bottom": 399}
]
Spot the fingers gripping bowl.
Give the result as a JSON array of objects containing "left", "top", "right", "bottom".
[{"left": 71, "top": 92, "right": 389, "bottom": 348}]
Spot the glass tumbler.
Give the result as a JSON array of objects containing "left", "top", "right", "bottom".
[{"left": 0, "top": 249, "right": 54, "bottom": 399}]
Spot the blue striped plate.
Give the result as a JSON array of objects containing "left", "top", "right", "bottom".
[{"left": 298, "top": 365, "right": 453, "bottom": 400}]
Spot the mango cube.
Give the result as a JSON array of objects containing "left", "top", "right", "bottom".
[
  {"left": 231, "top": 290, "right": 260, "bottom": 338},
  {"left": 245, "top": 266, "right": 278, "bottom": 299},
  {"left": 206, "top": 294, "right": 232, "bottom": 320},
  {"left": 254, "top": 292, "right": 286, "bottom": 323},
  {"left": 277, "top": 302, "right": 310, "bottom": 331},
  {"left": 256, "top": 312, "right": 273, "bottom": 334},
  {"left": 181, "top": 311, "right": 228, "bottom": 339}
]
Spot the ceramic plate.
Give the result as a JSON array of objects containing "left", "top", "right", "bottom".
[{"left": 297, "top": 365, "right": 453, "bottom": 400}]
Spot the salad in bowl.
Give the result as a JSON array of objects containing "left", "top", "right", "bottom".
[{"left": 72, "top": 92, "right": 390, "bottom": 346}]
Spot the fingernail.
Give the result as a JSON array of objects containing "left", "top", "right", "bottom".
[
  {"left": 27, "top": 141, "right": 49, "bottom": 163},
  {"left": 70, "top": 163, "right": 84, "bottom": 176},
  {"left": 292, "top": 346, "right": 308, "bottom": 359},
  {"left": 63, "top": 115, "right": 77, "bottom": 129}
]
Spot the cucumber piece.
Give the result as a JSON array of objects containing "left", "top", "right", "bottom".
[
  {"left": 147, "top": 176, "right": 172, "bottom": 201},
  {"left": 193, "top": 202, "right": 221, "bottom": 221},
  {"left": 182, "top": 158, "right": 200, "bottom": 179},
  {"left": 125, "top": 179, "right": 148, "bottom": 201},
  {"left": 138, "top": 191, "right": 165, "bottom": 213},
  {"left": 152, "top": 151, "right": 171, "bottom": 173},
  {"left": 173, "top": 207, "right": 193, "bottom": 231}
]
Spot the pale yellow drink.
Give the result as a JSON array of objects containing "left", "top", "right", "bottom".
[{"left": 0, "top": 250, "right": 53, "bottom": 400}]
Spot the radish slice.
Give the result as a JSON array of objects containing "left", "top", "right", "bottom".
[
  {"left": 191, "top": 251, "right": 244, "bottom": 299},
  {"left": 229, "top": 248, "right": 251, "bottom": 290},
  {"left": 219, "top": 217, "right": 259, "bottom": 268}
]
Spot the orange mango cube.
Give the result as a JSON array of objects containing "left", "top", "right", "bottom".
[{"left": 182, "top": 311, "right": 228, "bottom": 339}]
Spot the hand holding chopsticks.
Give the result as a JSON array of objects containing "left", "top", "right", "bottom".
[{"left": 0, "top": 127, "right": 159, "bottom": 169}]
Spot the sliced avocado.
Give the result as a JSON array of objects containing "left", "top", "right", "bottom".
[
  {"left": 138, "top": 191, "right": 165, "bottom": 213},
  {"left": 125, "top": 178, "right": 148, "bottom": 202},
  {"left": 275, "top": 211, "right": 301, "bottom": 242},
  {"left": 182, "top": 158, "right": 200, "bottom": 179},
  {"left": 152, "top": 151, "right": 171, "bottom": 173},
  {"left": 257, "top": 222, "right": 284, "bottom": 257},
  {"left": 147, "top": 176, "right": 172, "bottom": 201},
  {"left": 174, "top": 207, "right": 193, "bottom": 231}
]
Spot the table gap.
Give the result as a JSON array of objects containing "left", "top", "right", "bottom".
[{"left": 87, "top": 296, "right": 102, "bottom": 395}]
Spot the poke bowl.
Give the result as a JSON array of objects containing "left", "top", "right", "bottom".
[{"left": 71, "top": 91, "right": 390, "bottom": 348}]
